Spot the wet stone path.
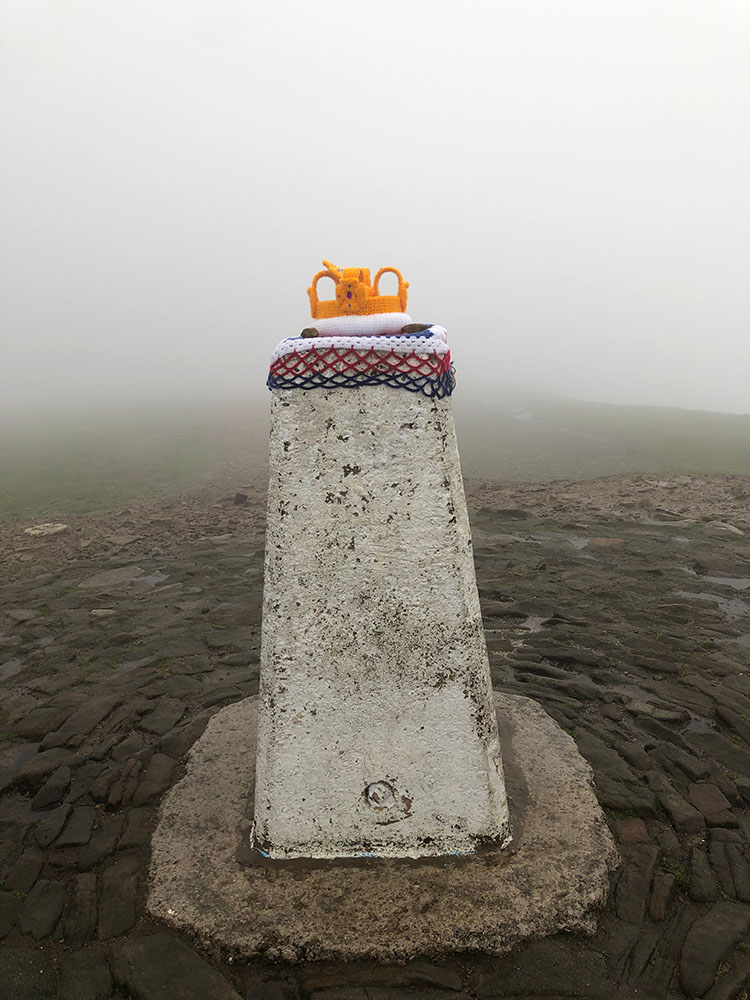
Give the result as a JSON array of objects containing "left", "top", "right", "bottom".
[{"left": 0, "top": 475, "right": 749, "bottom": 999}]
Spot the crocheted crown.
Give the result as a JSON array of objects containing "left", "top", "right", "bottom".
[{"left": 308, "top": 260, "right": 409, "bottom": 320}]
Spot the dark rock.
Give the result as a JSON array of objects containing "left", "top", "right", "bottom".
[
  {"left": 704, "top": 954, "right": 750, "bottom": 1000},
  {"left": 628, "top": 919, "right": 662, "bottom": 986},
  {"left": 715, "top": 704, "right": 750, "bottom": 745},
  {"left": 62, "top": 871, "right": 97, "bottom": 946},
  {"left": 649, "top": 872, "right": 676, "bottom": 920},
  {"left": 476, "top": 937, "right": 610, "bottom": 996},
  {"left": 650, "top": 820, "right": 682, "bottom": 859},
  {"left": 646, "top": 772, "right": 705, "bottom": 833},
  {"left": 34, "top": 803, "right": 72, "bottom": 847},
  {"left": 0, "top": 948, "right": 56, "bottom": 999},
  {"left": 30, "top": 765, "right": 71, "bottom": 809},
  {"left": 18, "top": 878, "right": 67, "bottom": 940},
  {"left": 245, "top": 976, "right": 298, "bottom": 1000},
  {"left": 77, "top": 565, "right": 145, "bottom": 589},
  {"left": 65, "top": 761, "right": 107, "bottom": 803},
  {"left": 111, "top": 731, "right": 145, "bottom": 762},
  {"left": 400, "top": 324, "right": 432, "bottom": 333},
  {"left": 706, "top": 759, "right": 742, "bottom": 805},
  {"left": 635, "top": 905, "right": 699, "bottom": 998},
  {"left": 613, "top": 817, "right": 650, "bottom": 844},
  {"left": 110, "top": 931, "right": 243, "bottom": 999},
  {"left": 0, "top": 890, "right": 22, "bottom": 937},
  {"left": 58, "top": 948, "right": 113, "bottom": 1000},
  {"left": 119, "top": 806, "right": 153, "bottom": 848},
  {"left": 90, "top": 765, "right": 119, "bottom": 803},
  {"left": 573, "top": 731, "right": 634, "bottom": 783},
  {"left": 233, "top": 492, "right": 248, "bottom": 505},
  {"left": 100, "top": 696, "right": 151, "bottom": 732},
  {"left": 649, "top": 741, "right": 709, "bottom": 782},
  {"left": 97, "top": 855, "right": 141, "bottom": 938},
  {"left": 613, "top": 739, "right": 652, "bottom": 772},
  {"left": 140, "top": 697, "right": 186, "bottom": 735},
  {"left": 598, "top": 912, "right": 640, "bottom": 981},
  {"left": 78, "top": 813, "right": 123, "bottom": 871},
  {"left": 221, "top": 650, "right": 259, "bottom": 667},
  {"left": 88, "top": 733, "right": 120, "bottom": 761},
  {"left": 313, "top": 990, "right": 466, "bottom": 1000},
  {"left": 707, "top": 809, "right": 739, "bottom": 829},
  {"left": 531, "top": 644, "right": 606, "bottom": 669},
  {"left": 13, "top": 705, "right": 69, "bottom": 739},
  {"left": 685, "top": 731, "right": 750, "bottom": 776},
  {"left": 494, "top": 507, "right": 531, "bottom": 520},
  {"left": 309, "top": 990, "right": 368, "bottom": 999},
  {"left": 160, "top": 717, "right": 208, "bottom": 757},
  {"left": 708, "top": 829, "right": 750, "bottom": 900},
  {"left": 170, "top": 655, "right": 211, "bottom": 674},
  {"left": 639, "top": 717, "right": 691, "bottom": 751},
  {"left": 709, "top": 830, "right": 739, "bottom": 897},
  {"left": 689, "top": 847, "right": 719, "bottom": 902},
  {"left": 732, "top": 774, "right": 750, "bottom": 803},
  {"left": 304, "top": 961, "right": 464, "bottom": 995},
  {"left": 12, "top": 747, "right": 75, "bottom": 790},
  {"left": 199, "top": 684, "right": 241, "bottom": 708},
  {"left": 141, "top": 674, "right": 202, "bottom": 699},
  {"left": 106, "top": 758, "right": 142, "bottom": 808},
  {"left": 132, "top": 753, "right": 175, "bottom": 805},
  {"left": 615, "top": 844, "right": 659, "bottom": 925},
  {"left": 511, "top": 659, "right": 569, "bottom": 680},
  {"left": 300, "top": 327, "right": 319, "bottom": 337},
  {"left": 688, "top": 781, "right": 732, "bottom": 819},
  {"left": 642, "top": 677, "right": 715, "bottom": 717},
  {"left": 595, "top": 774, "right": 657, "bottom": 817},
  {"left": 3, "top": 849, "right": 44, "bottom": 892},
  {"left": 160, "top": 640, "right": 207, "bottom": 659},
  {"left": 39, "top": 692, "right": 124, "bottom": 749},
  {"left": 726, "top": 843, "right": 750, "bottom": 901},
  {"left": 56, "top": 805, "right": 96, "bottom": 846},
  {"left": 680, "top": 901, "right": 750, "bottom": 997}
]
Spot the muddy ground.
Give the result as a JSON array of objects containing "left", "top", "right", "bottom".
[{"left": 1, "top": 473, "right": 749, "bottom": 1000}]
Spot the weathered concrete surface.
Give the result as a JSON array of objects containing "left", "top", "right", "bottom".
[
  {"left": 255, "top": 386, "right": 509, "bottom": 858},
  {"left": 147, "top": 692, "right": 619, "bottom": 962}
]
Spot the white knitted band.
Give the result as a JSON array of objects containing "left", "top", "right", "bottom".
[
  {"left": 313, "top": 313, "right": 412, "bottom": 337},
  {"left": 271, "top": 326, "right": 449, "bottom": 363}
]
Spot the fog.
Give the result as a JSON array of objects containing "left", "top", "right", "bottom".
[{"left": 2, "top": 0, "right": 749, "bottom": 417}]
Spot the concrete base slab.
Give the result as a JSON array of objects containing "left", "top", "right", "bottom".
[{"left": 147, "top": 694, "right": 619, "bottom": 962}]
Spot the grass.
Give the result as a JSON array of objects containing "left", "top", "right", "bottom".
[
  {"left": 0, "top": 710, "right": 21, "bottom": 743},
  {"left": 0, "top": 396, "right": 268, "bottom": 521},
  {"left": 454, "top": 386, "right": 750, "bottom": 481},
  {"left": 1, "top": 388, "right": 748, "bottom": 521},
  {"left": 659, "top": 855, "right": 690, "bottom": 893}
]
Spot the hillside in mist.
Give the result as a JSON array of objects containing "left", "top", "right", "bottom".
[
  {"left": 1, "top": 391, "right": 749, "bottom": 522},
  {"left": 453, "top": 387, "right": 750, "bottom": 481}
]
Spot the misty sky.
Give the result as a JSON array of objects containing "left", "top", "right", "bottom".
[{"left": 1, "top": 0, "right": 749, "bottom": 414}]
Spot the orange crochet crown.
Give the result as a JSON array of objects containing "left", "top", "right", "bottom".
[{"left": 308, "top": 260, "right": 409, "bottom": 320}]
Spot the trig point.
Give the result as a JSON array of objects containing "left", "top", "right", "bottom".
[
  {"left": 255, "top": 262, "right": 509, "bottom": 858},
  {"left": 148, "top": 261, "right": 618, "bottom": 960}
]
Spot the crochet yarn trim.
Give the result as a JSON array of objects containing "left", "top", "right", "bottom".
[
  {"left": 267, "top": 326, "right": 455, "bottom": 398},
  {"left": 313, "top": 312, "right": 412, "bottom": 338},
  {"left": 309, "top": 261, "right": 409, "bottom": 320}
]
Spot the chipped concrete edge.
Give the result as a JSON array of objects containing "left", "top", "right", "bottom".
[{"left": 147, "top": 693, "right": 620, "bottom": 963}]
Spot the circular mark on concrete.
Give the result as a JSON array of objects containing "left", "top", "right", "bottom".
[
  {"left": 363, "top": 781, "right": 413, "bottom": 824},
  {"left": 364, "top": 781, "right": 397, "bottom": 810}
]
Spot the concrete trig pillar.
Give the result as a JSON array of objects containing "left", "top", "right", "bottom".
[{"left": 252, "top": 264, "right": 510, "bottom": 859}]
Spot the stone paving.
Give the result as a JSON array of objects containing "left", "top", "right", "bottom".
[{"left": 0, "top": 474, "right": 749, "bottom": 999}]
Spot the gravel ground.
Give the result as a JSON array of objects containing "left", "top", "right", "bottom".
[{"left": 0, "top": 473, "right": 749, "bottom": 1000}]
